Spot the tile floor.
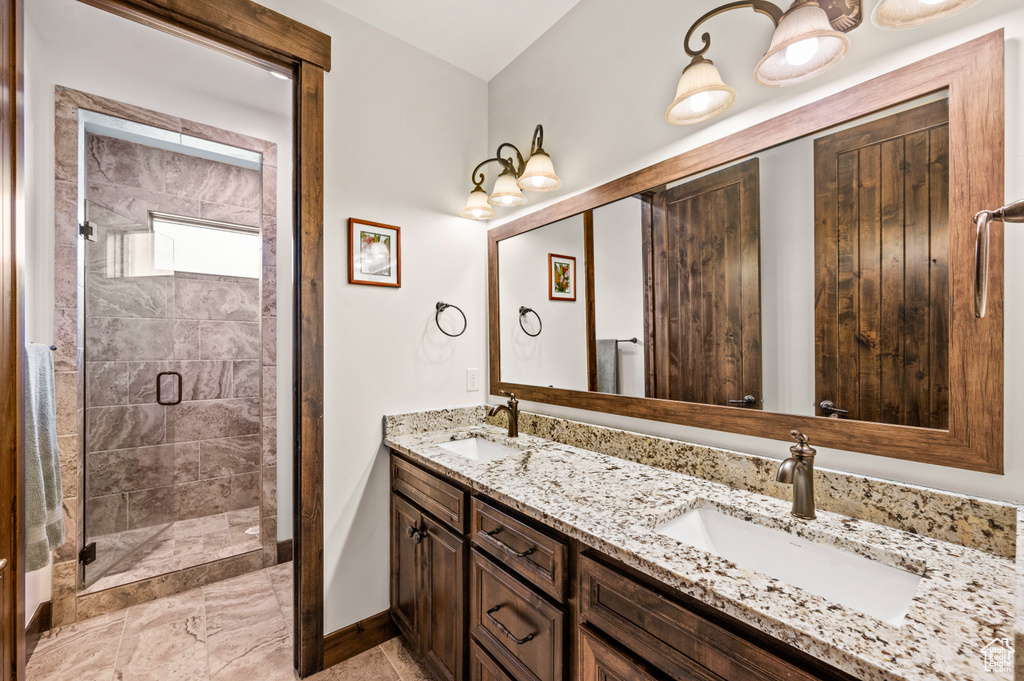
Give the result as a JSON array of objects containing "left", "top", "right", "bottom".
[
  {"left": 83, "top": 507, "right": 262, "bottom": 594},
  {"left": 28, "top": 562, "right": 433, "bottom": 681}
]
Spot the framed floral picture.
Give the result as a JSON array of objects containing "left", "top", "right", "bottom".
[
  {"left": 349, "top": 218, "right": 401, "bottom": 287},
  {"left": 548, "top": 253, "right": 576, "bottom": 301}
]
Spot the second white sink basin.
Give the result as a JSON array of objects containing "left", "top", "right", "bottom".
[
  {"left": 655, "top": 507, "right": 922, "bottom": 626},
  {"left": 436, "top": 437, "right": 519, "bottom": 461}
]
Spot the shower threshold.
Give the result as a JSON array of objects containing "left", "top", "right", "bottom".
[{"left": 81, "top": 507, "right": 261, "bottom": 595}]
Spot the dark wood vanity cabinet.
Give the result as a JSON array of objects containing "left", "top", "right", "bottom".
[
  {"left": 390, "top": 452, "right": 856, "bottom": 681},
  {"left": 390, "top": 461, "right": 468, "bottom": 681}
]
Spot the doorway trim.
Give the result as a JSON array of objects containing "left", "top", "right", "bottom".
[
  {"left": 2, "top": 0, "right": 330, "bottom": 678},
  {"left": 2, "top": 0, "right": 27, "bottom": 679}
]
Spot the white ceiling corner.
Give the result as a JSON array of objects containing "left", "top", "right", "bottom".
[{"left": 318, "top": 0, "right": 584, "bottom": 81}]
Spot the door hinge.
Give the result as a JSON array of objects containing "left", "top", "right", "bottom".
[
  {"left": 79, "top": 542, "right": 97, "bottom": 566},
  {"left": 79, "top": 221, "right": 96, "bottom": 242}
]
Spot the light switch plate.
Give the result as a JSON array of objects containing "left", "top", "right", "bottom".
[{"left": 466, "top": 368, "right": 480, "bottom": 392}]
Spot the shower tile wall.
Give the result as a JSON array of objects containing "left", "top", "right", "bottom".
[{"left": 84, "top": 134, "right": 262, "bottom": 539}]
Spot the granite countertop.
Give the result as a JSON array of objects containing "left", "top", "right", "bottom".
[{"left": 384, "top": 423, "right": 1017, "bottom": 681}]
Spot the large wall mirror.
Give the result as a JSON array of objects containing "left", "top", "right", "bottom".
[{"left": 489, "top": 32, "right": 1004, "bottom": 472}]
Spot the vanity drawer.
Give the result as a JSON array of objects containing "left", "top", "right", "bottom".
[
  {"left": 578, "top": 555, "right": 825, "bottom": 681},
  {"left": 471, "top": 498, "right": 567, "bottom": 602},
  {"left": 579, "top": 625, "right": 718, "bottom": 681},
  {"left": 391, "top": 454, "right": 467, "bottom": 533},
  {"left": 471, "top": 550, "right": 564, "bottom": 681},
  {"left": 470, "top": 639, "right": 516, "bottom": 681}
]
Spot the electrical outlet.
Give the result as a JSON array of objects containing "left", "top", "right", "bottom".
[{"left": 466, "top": 368, "right": 480, "bottom": 392}]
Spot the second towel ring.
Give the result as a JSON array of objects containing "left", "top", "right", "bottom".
[
  {"left": 435, "top": 301, "right": 467, "bottom": 337},
  {"left": 519, "top": 306, "right": 542, "bottom": 337}
]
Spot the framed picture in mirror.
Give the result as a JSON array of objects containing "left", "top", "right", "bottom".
[{"left": 549, "top": 254, "right": 577, "bottom": 301}]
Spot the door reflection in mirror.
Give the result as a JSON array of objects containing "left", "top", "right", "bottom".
[{"left": 496, "top": 92, "right": 951, "bottom": 431}]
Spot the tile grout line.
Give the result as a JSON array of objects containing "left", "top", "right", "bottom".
[{"left": 379, "top": 644, "right": 404, "bottom": 681}]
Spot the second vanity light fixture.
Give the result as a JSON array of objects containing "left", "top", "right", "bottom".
[
  {"left": 461, "top": 124, "right": 561, "bottom": 220},
  {"left": 666, "top": 0, "right": 858, "bottom": 126},
  {"left": 666, "top": 0, "right": 988, "bottom": 126}
]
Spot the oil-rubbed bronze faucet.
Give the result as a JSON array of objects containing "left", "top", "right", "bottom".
[
  {"left": 776, "top": 430, "right": 816, "bottom": 519},
  {"left": 488, "top": 390, "right": 519, "bottom": 438}
]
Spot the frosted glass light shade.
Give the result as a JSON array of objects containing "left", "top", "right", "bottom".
[
  {"left": 461, "top": 187, "right": 496, "bottom": 220},
  {"left": 665, "top": 59, "right": 737, "bottom": 126},
  {"left": 488, "top": 171, "right": 527, "bottom": 207},
  {"left": 872, "top": 0, "right": 985, "bottom": 28},
  {"left": 517, "top": 151, "right": 562, "bottom": 192},
  {"left": 753, "top": 3, "right": 850, "bottom": 87}
]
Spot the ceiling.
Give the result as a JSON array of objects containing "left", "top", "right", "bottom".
[{"left": 319, "top": 0, "right": 584, "bottom": 81}]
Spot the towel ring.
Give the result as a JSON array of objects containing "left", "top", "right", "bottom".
[
  {"left": 435, "top": 302, "right": 467, "bottom": 338},
  {"left": 519, "top": 306, "right": 542, "bottom": 337}
]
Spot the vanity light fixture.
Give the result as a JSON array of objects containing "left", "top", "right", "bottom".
[
  {"left": 666, "top": 0, "right": 861, "bottom": 125},
  {"left": 872, "top": 0, "right": 986, "bottom": 29},
  {"left": 461, "top": 124, "right": 561, "bottom": 220}
]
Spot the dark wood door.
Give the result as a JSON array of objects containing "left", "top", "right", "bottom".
[
  {"left": 814, "top": 99, "right": 949, "bottom": 427},
  {"left": 647, "top": 159, "right": 762, "bottom": 407},
  {"left": 422, "top": 514, "right": 466, "bottom": 681},
  {"left": 390, "top": 493, "right": 423, "bottom": 652}
]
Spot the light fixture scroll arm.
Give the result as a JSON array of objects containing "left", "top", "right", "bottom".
[
  {"left": 470, "top": 157, "right": 506, "bottom": 188},
  {"left": 529, "top": 124, "right": 545, "bottom": 157},
  {"left": 494, "top": 142, "right": 527, "bottom": 176},
  {"left": 683, "top": 0, "right": 784, "bottom": 59}
]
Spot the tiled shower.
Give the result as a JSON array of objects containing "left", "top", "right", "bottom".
[{"left": 80, "top": 132, "right": 264, "bottom": 592}]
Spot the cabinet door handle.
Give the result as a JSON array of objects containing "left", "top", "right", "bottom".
[
  {"left": 406, "top": 525, "right": 424, "bottom": 544},
  {"left": 486, "top": 528, "right": 535, "bottom": 558},
  {"left": 0, "top": 558, "right": 7, "bottom": 574},
  {"left": 485, "top": 605, "right": 534, "bottom": 645}
]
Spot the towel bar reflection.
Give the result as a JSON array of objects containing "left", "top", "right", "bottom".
[
  {"left": 435, "top": 301, "right": 467, "bottom": 337},
  {"left": 615, "top": 338, "right": 638, "bottom": 344},
  {"left": 519, "top": 306, "right": 542, "bottom": 337}
]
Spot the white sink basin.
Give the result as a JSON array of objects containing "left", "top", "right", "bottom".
[
  {"left": 436, "top": 437, "right": 519, "bottom": 461},
  {"left": 655, "top": 507, "right": 922, "bottom": 626}
]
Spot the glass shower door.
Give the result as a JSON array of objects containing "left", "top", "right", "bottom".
[{"left": 82, "top": 201, "right": 178, "bottom": 589}]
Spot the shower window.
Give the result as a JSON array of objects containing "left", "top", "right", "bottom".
[{"left": 150, "top": 212, "right": 261, "bottom": 279}]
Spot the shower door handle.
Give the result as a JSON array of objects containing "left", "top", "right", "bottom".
[{"left": 156, "top": 371, "right": 183, "bottom": 406}]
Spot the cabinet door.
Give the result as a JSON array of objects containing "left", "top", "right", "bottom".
[
  {"left": 391, "top": 492, "right": 424, "bottom": 651},
  {"left": 422, "top": 513, "right": 466, "bottom": 681}
]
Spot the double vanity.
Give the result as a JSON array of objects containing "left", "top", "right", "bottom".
[{"left": 385, "top": 405, "right": 1019, "bottom": 681}]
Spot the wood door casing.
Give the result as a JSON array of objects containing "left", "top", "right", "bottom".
[
  {"left": 2, "top": 0, "right": 25, "bottom": 677},
  {"left": 646, "top": 158, "right": 762, "bottom": 407},
  {"left": 814, "top": 99, "right": 949, "bottom": 428}
]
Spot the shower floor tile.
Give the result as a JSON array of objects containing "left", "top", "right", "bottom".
[{"left": 82, "top": 507, "right": 262, "bottom": 595}]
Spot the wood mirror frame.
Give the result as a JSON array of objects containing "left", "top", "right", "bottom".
[{"left": 488, "top": 31, "right": 1004, "bottom": 473}]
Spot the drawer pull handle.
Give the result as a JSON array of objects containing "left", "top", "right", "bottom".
[
  {"left": 486, "top": 529, "right": 535, "bottom": 558},
  {"left": 486, "top": 605, "right": 534, "bottom": 645}
]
